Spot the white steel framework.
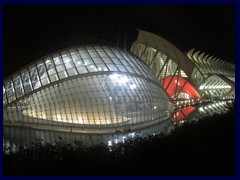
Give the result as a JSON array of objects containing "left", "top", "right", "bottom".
[
  {"left": 3, "top": 45, "right": 172, "bottom": 134},
  {"left": 131, "top": 30, "right": 235, "bottom": 100}
]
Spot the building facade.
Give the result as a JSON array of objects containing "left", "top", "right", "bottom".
[
  {"left": 131, "top": 30, "right": 235, "bottom": 101},
  {"left": 3, "top": 30, "right": 235, "bottom": 149},
  {"left": 3, "top": 45, "right": 172, "bottom": 135}
]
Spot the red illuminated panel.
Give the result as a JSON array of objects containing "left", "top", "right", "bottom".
[
  {"left": 173, "top": 106, "right": 195, "bottom": 122},
  {"left": 161, "top": 76, "right": 201, "bottom": 99}
]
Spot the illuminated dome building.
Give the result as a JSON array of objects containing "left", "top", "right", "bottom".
[
  {"left": 3, "top": 45, "right": 173, "bottom": 136},
  {"left": 131, "top": 30, "right": 235, "bottom": 101},
  {"left": 3, "top": 30, "right": 235, "bottom": 150}
]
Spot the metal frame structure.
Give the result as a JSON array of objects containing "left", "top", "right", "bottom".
[
  {"left": 3, "top": 45, "right": 172, "bottom": 134},
  {"left": 3, "top": 30, "right": 235, "bottom": 150},
  {"left": 131, "top": 30, "right": 235, "bottom": 101}
]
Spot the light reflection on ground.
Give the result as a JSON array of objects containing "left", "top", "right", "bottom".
[{"left": 3, "top": 100, "right": 234, "bottom": 154}]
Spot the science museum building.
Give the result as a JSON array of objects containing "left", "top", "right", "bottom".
[{"left": 3, "top": 30, "right": 235, "bottom": 148}]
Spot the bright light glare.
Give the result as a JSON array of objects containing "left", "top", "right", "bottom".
[
  {"left": 110, "top": 73, "right": 128, "bottom": 84},
  {"left": 130, "top": 84, "right": 137, "bottom": 89}
]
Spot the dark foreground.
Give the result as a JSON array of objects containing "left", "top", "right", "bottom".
[{"left": 4, "top": 106, "right": 235, "bottom": 176}]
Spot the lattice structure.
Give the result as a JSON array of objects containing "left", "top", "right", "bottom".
[
  {"left": 3, "top": 45, "right": 172, "bottom": 134},
  {"left": 3, "top": 31, "right": 235, "bottom": 150},
  {"left": 131, "top": 30, "right": 235, "bottom": 100},
  {"left": 187, "top": 49, "right": 235, "bottom": 99}
]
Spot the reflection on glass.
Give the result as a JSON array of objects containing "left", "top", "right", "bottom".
[
  {"left": 3, "top": 46, "right": 172, "bottom": 153},
  {"left": 4, "top": 100, "right": 234, "bottom": 153}
]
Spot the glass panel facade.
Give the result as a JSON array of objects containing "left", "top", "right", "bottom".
[
  {"left": 11, "top": 74, "right": 170, "bottom": 127},
  {"left": 3, "top": 46, "right": 158, "bottom": 103},
  {"left": 3, "top": 45, "right": 172, "bottom": 132}
]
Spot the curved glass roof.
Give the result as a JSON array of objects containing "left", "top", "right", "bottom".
[
  {"left": 4, "top": 45, "right": 172, "bottom": 132},
  {"left": 4, "top": 45, "right": 159, "bottom": 106}
]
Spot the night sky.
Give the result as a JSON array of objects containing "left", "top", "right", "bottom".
[{"left": 4, "top": 4, "right": 235, "bottom": 79}]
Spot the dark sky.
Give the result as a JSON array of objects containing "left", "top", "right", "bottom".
[{"left": 4, "top": 4, "right": 235, "bottom": 79}]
